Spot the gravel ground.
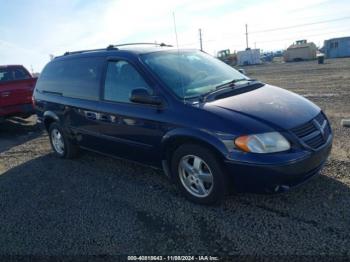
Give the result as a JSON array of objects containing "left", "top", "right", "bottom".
[{"left": 0, "top": 58, "right": 349, "bottom": 256}]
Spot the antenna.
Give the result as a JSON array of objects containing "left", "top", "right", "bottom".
[
  {"left": 173, "top": 12, "right": 179, "bottom": 48},
  {"left": 245, "top": 24, "right": 249, "bottom": 49},
  {"left": 172, "top": 11, "right": 185, "bottom": 103},
  {"left": 199, "top": 28, "right": 203, "bottom": 51}
]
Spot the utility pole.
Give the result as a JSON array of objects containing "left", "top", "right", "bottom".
[
  {"left": 245, "top": 24, "right": 249, "bottom": 50},
  {"left": 199, "top": 28, "right": 203, "bottom": 51}
]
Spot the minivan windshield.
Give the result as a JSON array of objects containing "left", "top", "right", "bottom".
[{"left": 141, "top": 50, "right": 248, "bottom": 99}]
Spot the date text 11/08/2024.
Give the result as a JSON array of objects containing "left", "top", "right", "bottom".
[{"left": 127, "top": 256, "right": 220, "bottom": 261}]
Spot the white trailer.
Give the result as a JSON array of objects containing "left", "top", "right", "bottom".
[{"left": 237, "top": 49, "right": 262, "bottom": 66}]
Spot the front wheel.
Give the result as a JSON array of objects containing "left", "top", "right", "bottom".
[{"left": 171, "top": 144, "right": 228, "bottom": 205}]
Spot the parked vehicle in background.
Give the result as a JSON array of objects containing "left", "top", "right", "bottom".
[
  {"left": 322, "top": 36, "right": 350, "bottom": 59},
  {"left": 33, "top": 44, "right": 332, "bottom": 205},
  {"left": 284, "top": 40, "right": 317, "bottom": 62},
  {"left": 237, "top": 48, "right": 262, "bottom": 65},
  {"left": 217, "top": 49, "right": 237, "bottom": 66},
  {"left": 0, "top": 65, "right": 37, "bottom": 121}
]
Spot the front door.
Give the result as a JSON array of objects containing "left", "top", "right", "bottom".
[{"left": 96, "top": 59, "right": 167, "bottom": 166}]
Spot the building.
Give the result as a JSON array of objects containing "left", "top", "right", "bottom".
[
  {"left": 284, "top": 40, "right": 317, "bottom": 62},
  {"left": 237, "top": 48, "right": 261, "bottom": 66},
  {"left": 323, "top": 37, "right": 350, "bottom": 58}
]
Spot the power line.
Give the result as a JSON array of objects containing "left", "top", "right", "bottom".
[
  {"left": 254, "top": 29, "right": 350, "bottom": 45},
  {"left": 179, "top": 16, "right": 350, "bottom": 48},
  {"left": 181, "top": 28, "right": 349, "bottom": 49},
  {"left": 249, "top": 16, "right": 350, "bottom": 34}
]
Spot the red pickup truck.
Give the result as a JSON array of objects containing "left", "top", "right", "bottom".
[{"left": 0, "top": 65, "right": 37, "bottom": 121}]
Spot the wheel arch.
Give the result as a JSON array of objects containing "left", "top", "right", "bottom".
[
  {"left": 161, "top": 128, "right": 228, "bottom": 165},
  {"left": 43, "top": 111, "right": 60, "bottom": 131}
]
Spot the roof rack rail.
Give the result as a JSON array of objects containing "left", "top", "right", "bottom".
[
  {"left": 63, "top": 48, "right": 112, "bottom": 56},
  {"left": 62, "top": 42, "right": 171, "bottom": 56},
  {"left": 107, "top": 42, "right": 172, "bottom": 49}
]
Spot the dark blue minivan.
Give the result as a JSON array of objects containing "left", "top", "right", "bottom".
[{"left": 33, "top": 43, "right": 332, "bottom": 204}]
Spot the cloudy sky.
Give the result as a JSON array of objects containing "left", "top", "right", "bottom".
[{"left": 0, "top": 0, "right": 349, "bottom": 72}]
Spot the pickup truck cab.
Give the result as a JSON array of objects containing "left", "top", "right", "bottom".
[{"left": 0, "top": 65, "right": 37, "bottom": 121}]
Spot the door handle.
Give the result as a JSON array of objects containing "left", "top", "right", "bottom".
[
  {"left": 99, "top": 114, "right": 110, "bottom": 122},
  {"left": 85, "top": 111, "right": 97, "bottom": 120}
]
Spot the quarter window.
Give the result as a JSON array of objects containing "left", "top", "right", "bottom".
[
  {"left": 104, "top": 61, "right": 152, "bottom": 103},
  {"left": 36, "top": 57, "right": 104, "bottom": 100}
]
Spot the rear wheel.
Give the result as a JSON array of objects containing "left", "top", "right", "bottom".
[
  {"left": 171, "top": 144, "right": 227, "bottom": 205},
  {"left": 49, "top": 123, "right": 78, "bottom": 158}
]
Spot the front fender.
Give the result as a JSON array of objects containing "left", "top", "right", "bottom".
[{"left": 161, "top": 127, "right": 229, "bottom": 159}]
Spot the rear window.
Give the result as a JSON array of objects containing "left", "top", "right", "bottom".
[
  {"left": 0, "top": 67, "right": 31, "bottom": 82},
  {"left": 36, "top": 57, "right": 104, "bottom": 100}
]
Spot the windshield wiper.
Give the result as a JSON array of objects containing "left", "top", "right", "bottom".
[
  {"left": 215, "top": 78, "right": 255, "bottom": 89},
  {"left": 199, "top": 78, "right": 260, "bottom": 103}
]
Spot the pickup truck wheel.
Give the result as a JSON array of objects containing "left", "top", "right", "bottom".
[
  {"left": 49, "top": 123, "right": 78, "bottom": 159},
  {"left": 171, "top": 144, "right": 227, "bottom": 205}
]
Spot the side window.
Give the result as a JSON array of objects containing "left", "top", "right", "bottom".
[
  {"left": 0, "top": 67, "right": 30, "bottom": 82},
  {"left": 0, "top": 68, "right": 13, "bottom": 82},
  {"left": 62, "top": 58, "right": 102, "bottom": 100},
  {"left": 13, "top": 68, "right": 31, "bottom": 80},
  {"left": 104, "top": 61, "right": 152, "bottom": 103},
  {"left": 36, "top": 60, "right": 66, "bottom": 94},
  {"left": 36, "top": 57, "right": 103, "bottom": 100}
]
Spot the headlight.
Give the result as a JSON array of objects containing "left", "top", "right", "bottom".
[{"left": 235, "top": 132, "right": 290, "bottom": 153}]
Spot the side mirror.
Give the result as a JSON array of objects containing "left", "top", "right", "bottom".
[{"left": 130, "top": 88, "right": 163, "bottom": 106}]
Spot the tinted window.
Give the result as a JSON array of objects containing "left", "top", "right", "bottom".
[
  {"left": 36, "top": 57, "right": 104, "bottom": 100},
  {"left": 0, "top": 67, "right": 30, "bottom": 82},
  {"left": 104, "top": 61, "right": 152, "bottom": 103}
]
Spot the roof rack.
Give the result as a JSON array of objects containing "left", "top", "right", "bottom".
[
  {"left": 63, "top": 48, "right": 113, "bottom": 56},
  {"left": 107, "top": 42, "right": 172, "bottom": 49},
  {"left": 62, "top": 42, "right": 172, "bottom": 56}
]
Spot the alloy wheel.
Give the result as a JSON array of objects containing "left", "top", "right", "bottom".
[
  {"left": 178, "top": 155, "right": 214, "bottom": 198},
  {"left": 51, "top": 128, "right": 65, "bottom": 155}
]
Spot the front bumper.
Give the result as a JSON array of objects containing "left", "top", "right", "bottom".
[{"left": 224, "top": 137, "right": 332, "bottom": 193}]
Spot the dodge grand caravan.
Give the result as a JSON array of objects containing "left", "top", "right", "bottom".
[{"left": 33, "top": 43, "right": 332, "bottom": 204}]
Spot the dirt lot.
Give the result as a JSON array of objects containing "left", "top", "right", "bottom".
[{"left": 0, "top": 58, "right": 349, "bottom": 256}]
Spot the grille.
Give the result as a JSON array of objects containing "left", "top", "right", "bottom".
[{"left": 291, "top": 112, "right": 331, "bottom": 150}]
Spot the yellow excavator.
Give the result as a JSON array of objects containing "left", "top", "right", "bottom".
[{"left": 217, "top": 49, "right": 237, "bottom": 66}]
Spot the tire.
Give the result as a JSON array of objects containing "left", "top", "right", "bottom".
[
  {"left": 48, "top": 122, "right": 78, "bottom": 159},
  {"left": 171, "top": 144, "right": 228, "bottom": 205}
]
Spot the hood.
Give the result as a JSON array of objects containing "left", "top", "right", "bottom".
[{"left": 204, "top": 84, "right": 320, "bottom": 130}]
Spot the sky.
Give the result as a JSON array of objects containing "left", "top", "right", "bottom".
[{"left": 0, "top": 0, "right": 349, "bottom": 72}]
